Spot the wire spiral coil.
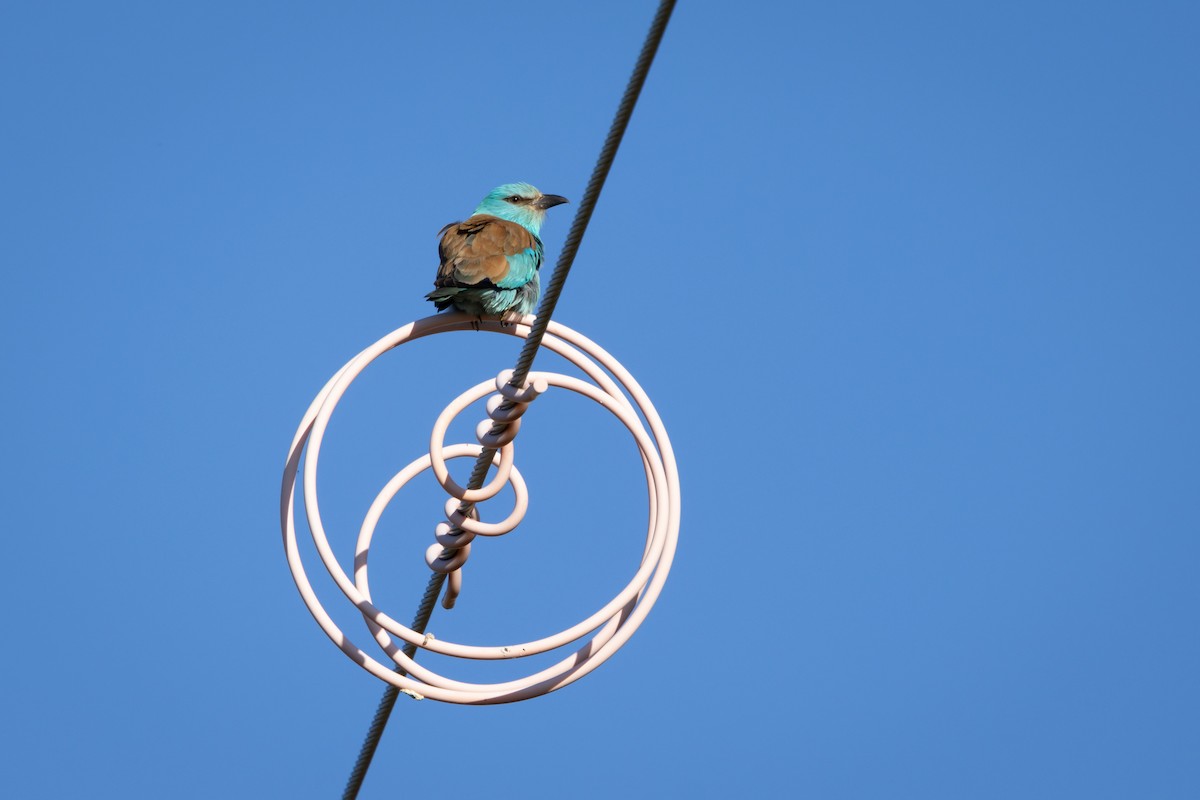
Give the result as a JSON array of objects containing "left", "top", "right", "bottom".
[{"left": 281, "top": 312, "right": 680, "bottom": 704}]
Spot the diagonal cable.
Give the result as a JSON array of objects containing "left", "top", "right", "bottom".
[{"left": 343, "top": 2, "right": 675, "bottom": 796}]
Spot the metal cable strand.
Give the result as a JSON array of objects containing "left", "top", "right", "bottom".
[
  {"left": 342, "top": 3, "right": 675, "bottom": 795},
  {"left": 343, "top": 572, "right": 446, "bottom": 800},
  {"left": 510, "top": 0, "right": 677, "bottom": 389},
  {"left": 445, "top": 0, "right": 677, "bottom": 537}
]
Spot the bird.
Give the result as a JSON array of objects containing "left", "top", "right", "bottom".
[{"left": 427, "top": 182, "right": 568, "bottom": 321}]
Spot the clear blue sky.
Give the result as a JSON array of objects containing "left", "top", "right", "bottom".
[{"left": 2, "top": 2, "right": 1198, "bottom": 797}]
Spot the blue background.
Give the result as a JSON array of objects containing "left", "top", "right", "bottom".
[{"left": 3, "top": 2, "right": 1198, "bottom": 797}]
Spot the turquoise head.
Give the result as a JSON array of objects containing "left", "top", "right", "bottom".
[{"left": 472, "top": 182, "right": 569, "bottom": 236}]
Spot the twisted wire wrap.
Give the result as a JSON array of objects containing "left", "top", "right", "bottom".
[
  {"left": 433, "top": 0, "right": 679, "bottom": 592},
  {"left": 281, "top": 313, "right": 680, "bottom": 706}
]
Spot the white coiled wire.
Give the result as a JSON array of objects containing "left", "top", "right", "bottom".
[{"left": 280, "top": 312, "right": 679, "bottom": 704}]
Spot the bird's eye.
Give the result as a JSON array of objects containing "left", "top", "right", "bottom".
[{"left": 506, "top": 195, "right": 524, "bottom": 203}]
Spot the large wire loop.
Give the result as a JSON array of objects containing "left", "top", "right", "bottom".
[{"left": 280, "top": 312, "right": 680, "bottom": 704}]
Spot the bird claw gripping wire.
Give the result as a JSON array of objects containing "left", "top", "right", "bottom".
[{"left": 281, "top": 312, "right": 680, "bottom": 704}]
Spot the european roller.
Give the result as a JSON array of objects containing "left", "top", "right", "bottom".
[{"left": 427, "top": 182, "right": 568, "bottom": 320}]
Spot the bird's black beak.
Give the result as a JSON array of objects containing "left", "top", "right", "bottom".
[{"left": 535, "top": 194, "right": 569, "bottom": 210}]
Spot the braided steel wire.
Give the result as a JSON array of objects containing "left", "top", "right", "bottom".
[
  {"left": 509, "top": 0, "right": 677, "bottom": 388},
  {"left": 329, "top": 3, "right": 677, "bottom": 795},
  {"left": 342, "top": 573, "right": 444, "bottom": 800}
]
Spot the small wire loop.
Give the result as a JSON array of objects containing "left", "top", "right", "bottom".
[
  {"left": 442, "top": 477, "right": 529, "bottom": 536},
  {"left": 495, "top": 369, "right": 549, "bottom": 404},
  {"left": 429, "top": 385, "right": 516, "bottom": 502},
  {"left": 434, "top": 521, "right": 474, "bottom": 549},
  {"left": 476, "top": 416, "right": 520, "bottom": 447},
  {"left": 485, "top": 393, "right": 529, "bottom": 423},
  {"left": 425, "top": 541, "right": 470, "bottom": 573}
]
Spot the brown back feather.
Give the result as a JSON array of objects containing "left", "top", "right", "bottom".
[{"left": 435, "top": 215, "right": 538, "bottom": 287}]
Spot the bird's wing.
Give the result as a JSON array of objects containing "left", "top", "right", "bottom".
[{"left": 435, "top": 215, "right": 543, "bottom": 290}]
